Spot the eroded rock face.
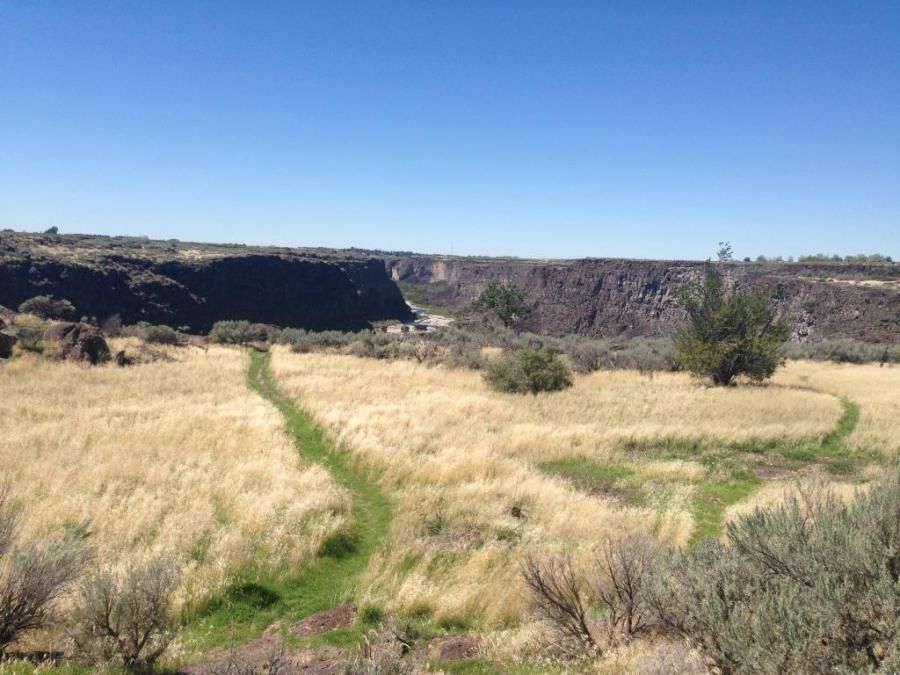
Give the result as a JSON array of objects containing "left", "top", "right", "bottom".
[
  {"left": 43, "top": 322, "right": 111, "bottom": 364},
  {"left": 385, "top": 256, "right": 900, "bottom": 342},
  {"left": 0, "top": 233, "right": 413, "bottom": 333}
]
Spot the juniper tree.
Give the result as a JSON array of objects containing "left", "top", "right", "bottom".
[
  {"left": 474, "top": 282, "right": 530, "bottom": 329},
  {"left": 675, "top": 262, "right": 790, "bottom": 385}
]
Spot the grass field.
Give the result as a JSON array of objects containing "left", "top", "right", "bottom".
[
  {"left": 269, "top": 350, "right": 874, "bottom": 631},
  {"left": 773, "top": 361, "right": 900, "bottom": 454},
  {"left": 2, "top": 343, "right": 897, "bottom": 672},
  {"left": 0, "top": 346, "right": 348, "bottom": 644}
]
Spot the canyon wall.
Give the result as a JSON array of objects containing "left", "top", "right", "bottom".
[
  {"left": 0, "top": 233, "right": 413, "bottom": 331},
  {"left": 386, "top": 255, "right": 900, "bottom": 342}
]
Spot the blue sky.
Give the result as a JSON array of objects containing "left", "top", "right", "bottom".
[{"left": 1, "top": 2, "right": 898, "bottom": 260}]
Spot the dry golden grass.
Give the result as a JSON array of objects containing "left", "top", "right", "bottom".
[
  {"left": 774, "top": 361, "right": 900, "bottom": 454},
  {"left": 269, "top": 349, "right": 844, "bottom": 626},
  {"left": 0, "top": 346, "right": 348, "bottom": 612}
]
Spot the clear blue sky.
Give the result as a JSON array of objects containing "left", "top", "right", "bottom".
[{"left": 1, "top": 2, "right": 898, "bottom": 260}]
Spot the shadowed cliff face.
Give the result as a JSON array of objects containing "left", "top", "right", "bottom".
[
  {"left": 385, "top": 256, "right": 900, "bottom": 342},
  {"left": 0, "top": 233, "right": 413, "bottom": 331}
]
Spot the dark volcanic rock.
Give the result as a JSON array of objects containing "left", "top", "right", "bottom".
[
  {"left": 386, "top": 256, "right": 900, "bottom": 342},
  {"left": 0, "top": 330, "right": 15, "bottom": 358},
  {"left": 44, "top": 322, "right": 111, "bottom": 364},
  {"left": 0, "top": 232, "right": 413, "bottom": 333}
]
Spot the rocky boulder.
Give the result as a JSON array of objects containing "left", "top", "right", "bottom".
[
  {"left": 43, "top": 322, "right": 111, "bottom": 365},
  {"left": 0, "top": 330, "right": 15, "bottom": 359}
]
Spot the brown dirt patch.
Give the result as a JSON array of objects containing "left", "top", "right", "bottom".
[
  {"left": 752, "top": 465, "right": 797, "bottom": 480},
  {"left": 429, "top": 635, "right": 482, "bottom": 662},
  {"left": 179, "top": 637, "right": 343, "bottom": 675},
  {"left": 291, "top": 603, "right": 357, "bottom": 638}
]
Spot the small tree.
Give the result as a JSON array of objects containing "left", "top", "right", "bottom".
[
  {"left": 484, "top": 349, "right": 572, "bottom": 394},
  {"left": 675, "top": 263, "right": 790, "bottom": 385},
  {"left": 717, "top": 241, "right": 734, "bottom": 263},
  {"left": 473, "top": 282, "right": 530, "bottom": 329}
]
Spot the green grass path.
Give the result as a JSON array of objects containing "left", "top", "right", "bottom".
[
  {"left": 541, "top": 395, "right": 864, "bottom": 547},
  {"left": 179, "top": 350, "right": 391, "bottom": 653}
]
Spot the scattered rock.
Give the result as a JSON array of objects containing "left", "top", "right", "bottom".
[
  {"left": 115, "top": 350, "right": 136, "bottom": 367},
  {"left": 291, "top": 603, "right": 357, "bottom": 638},
  {"left": 43, "top": 322, "right": 111, "bottom": 365},
  {"left": 0, "top": 331, "right": 16, "bottom": 358},
  {"left": 430, "top": 635, "right": 482, "bottom": 662},
  {"left": 179, "top": 638, "right": 343, "bottom": 675}
]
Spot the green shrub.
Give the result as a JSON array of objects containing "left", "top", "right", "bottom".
[
  {"left": 18, "top": 295, "right": 76, "bottom": 321},
  {"left": 651, "top": 471, "right": 900, "bottom": 673},
  {"left": 0, "top": 486, "right": 90, "bottom": 651},
  {"left": 484, "top": 349, "right": 573, "bottom": 394},
  {"left": 675, "top": 262, "right": 790, "bottom": 385},
  {"left": 781, "top": 338, "right": 899, "bottom": 365},
  {"left": 143, "top": 324, "right": 178, "bottom": 345},
  {"left": 473, "top": 282, "right": 531, "bottom": 328},
  {"left": 69, "top": 558, "right": 180, "bottom": 673},
  {"left": 209, "top": 320, "right": 268, "bottom": 345},
  {"left": 121, "top": 322, "right": 179, "bottom": 345}
]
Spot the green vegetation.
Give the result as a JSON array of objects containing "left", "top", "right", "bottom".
[
  {"left": 523, "top": 468, "right": 900, "bottom": 672},
  {"left": 798, "top": 252, "right": 894, "bottom": 264},
  {"left": 538, "top": 460, "right": 645, "bottom": 506},
  {"left": 208, "top": 320, "right": 269, "bottom": 345},
  {"left": 18, "top": 294, "right": 76, "bottom": 321},
  {"left": 675, "top": 262, "right": 790, "bottom": 385},
  {"left": 473, "top": 282, "right": 530, "bottom": 328},
  {"left": 654, "top": 469, "right": 900, "bottom": 673},
  {"left": 484, "top": 349, "right": 573, "bottom": 394},
  {"left": 179, "top": 351, "right": 392, "bottom": 653},
  {"left": 542, "top": 396, "right": 868, "bottom": 546}
]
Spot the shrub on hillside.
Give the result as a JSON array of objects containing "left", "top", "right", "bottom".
[
  {"left": 484, "top": 349, "right": 573, "bottom": 394},
  {"left": 525, "top": 470, "right": 900, "bottom": 671},
  {"left": 69, "top": 558, "right": 180, "bottom": 674},
  {"left": 560, "top": 336, "right": 679, "bottom": 374},
  {"left": 0, "top": 485, "right": 90, "bottom": 651},
  {"left": 649, "top": 472, "right": 900, "bottom": 673},
  {"left": 781, "top": 338, "right": 900, "bottom": 365},
  {"left": 18, "top": 295, "right": 76, "bottom": 321},
  {"left": 121, "top": 322, "right": 180, "bottom": 345},
  {"left": 522, "top": 534, "right": 659, "bottom": 657},
  {"left": 209, "top": 320, "right": 268, "bottom": 345},
  {"left": 675, "top": 262, "right": 790, "bottom": 385}
]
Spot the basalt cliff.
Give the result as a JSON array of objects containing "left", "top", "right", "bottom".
[
  {"left": 385, "top": 255, "right": 900, "bottom": 343},
  {"left": 0, "top": 232, "right": 413, "bottom": 331}
]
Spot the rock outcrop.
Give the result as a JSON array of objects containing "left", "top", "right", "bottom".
[
  {"left": 0, "top": 326, "right": 15, "bottom": 359},
  {"left": 43, "top": 322, "right": 111, "bottom": 364},
  {"left": 385, "top": 256, "right": 900, "bottom": 342},
  {"left": 0, "top": 232, "right": 413, "bottom": 332}
]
